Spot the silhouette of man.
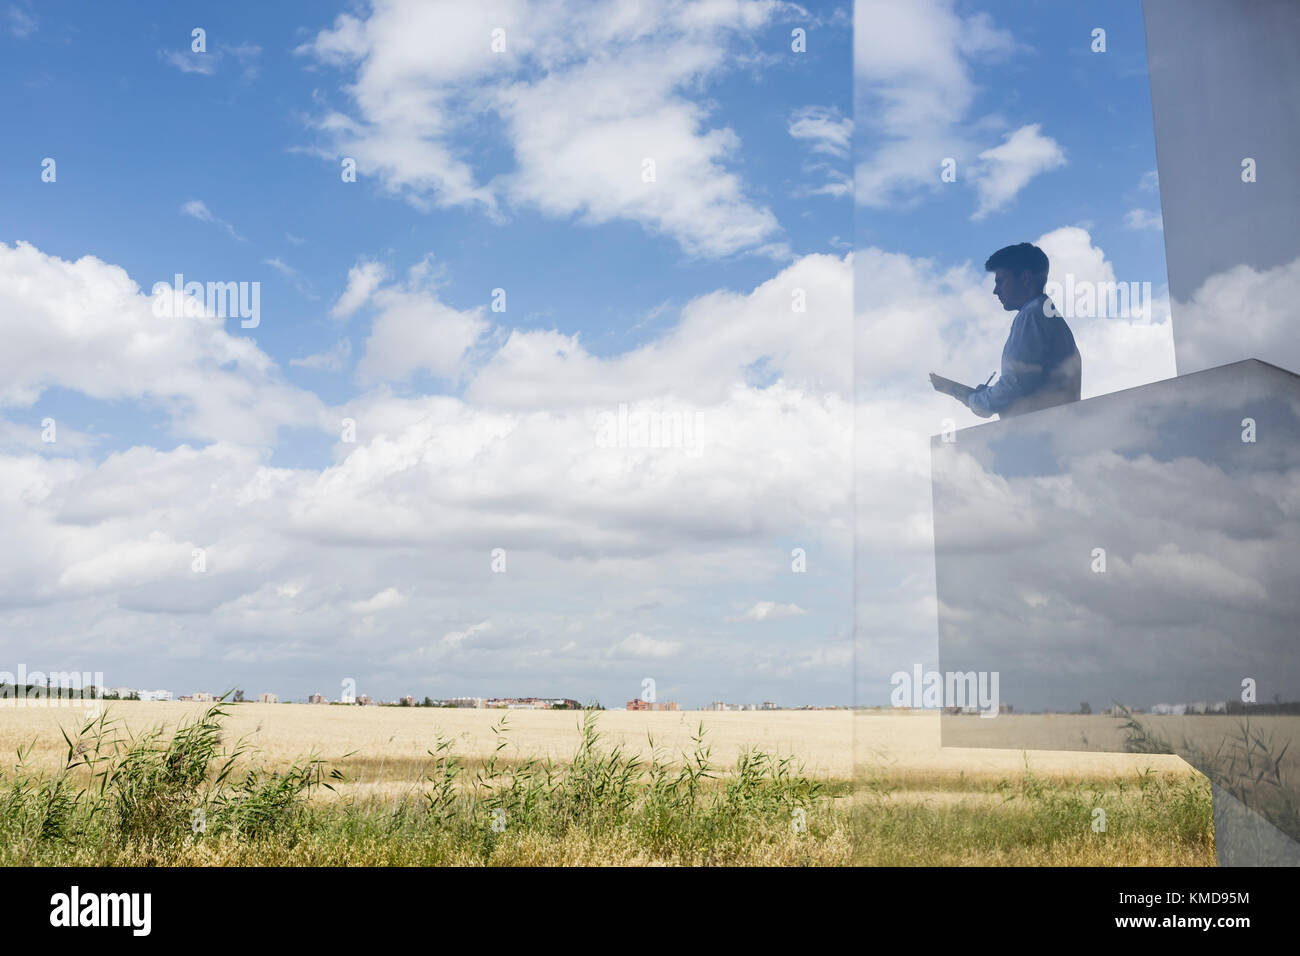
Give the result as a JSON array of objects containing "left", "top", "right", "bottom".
[{"left": 934, "top": 243, "right": 1082, "bottom": 419}]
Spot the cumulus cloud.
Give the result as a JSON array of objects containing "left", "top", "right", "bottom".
[
  {"left": 854, "top": 0, "right": 1016, "bottom": 210},
  {"left": 969, "top": 124, "right": 1066, "bottom": 220},
  {"left": 331, "top": 260, "right": 388, "bottom": 320},
  {"left": 356, "top": 259, "right": 489, "bottom": 384},
  {"left": 1169, "top": 255, "right": 1300, "bottom": 375},
  {"left": 0, "top": 239, "right": 851, "bottom": 704},
  {"left": 296, "top": 0, "right": 785, "bottom": 257},
  {"left": 0, "top": 240, "right": 326, "bottom": 444}
]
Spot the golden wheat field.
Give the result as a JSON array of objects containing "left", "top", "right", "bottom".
[
  {"left": 0, "top": 701, "right": 1198, "bottom": 801},
  {"left": 0, "top": 702, "right": 1221, "bottom": 865}
]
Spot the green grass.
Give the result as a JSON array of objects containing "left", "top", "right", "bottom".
[
  {"left": 1117, "top": 705, "right": 1297, "bottom": 848},
  {"left": 852, "top": 758, "right": 1214, "bottom": 865}
]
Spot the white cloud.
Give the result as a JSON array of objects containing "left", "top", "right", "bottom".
[
  {"left": 331, "top": 260, "right": 388, "bottom": 320},
  {"left": 1171, "top": 255, "right": 1300, "bottom": 375},
  {"left": 163, "top": 51, "right": 217, "bottom": 75},
  {"left": 1123, "top": 208, "right": 1163, "bottom": 231},
  {"left": 969, "top": 124, "right": 1066, "bottom": 220},
  {"left": 349, "top": 587, "right": 408, "bottom": 613},
  {"left": 442, "top": 620, "right": 490, "bottom": 647},
  {"left": 181, "top": 199, "right": 245, "bottom": 241},
  {"left": 163, "top": 42, "right": 261, "bottom": 79},
  {"left": 854, "top": 0, "right": 1016, "bottom": 210},
  {"left": 467, "top": 251, "right": 852, "bottom": 407},
  {"left": 297, "top": 0, "right": 784, "bottom": 257},
  {"left": 789, "top": 105, "right": 853, "bottom": 198},
  {"left": 291, "top": 339, "right": 352, "bottom": 372},
  {"left": 356, "top": 261, "right": 488, "bottom": 384},
  {"left": 789, "top": 106, "right": 852, "bottom": 159},
  {"left": 0, "top": 241, "right": 326, "bottom": 444},
  {"left": 738, "top": 601, "right": 807, "bottom": 621}
]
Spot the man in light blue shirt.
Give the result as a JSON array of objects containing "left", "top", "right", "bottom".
[{"left": 963, "top": 243, "right": 1082, "bottom": 419}]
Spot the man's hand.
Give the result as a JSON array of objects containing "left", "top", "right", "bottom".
[
  {"left": 966, "top": 383, "right": 996, "bottom": 418},
  {"left": 930, "top": 372, "right": 974, "bottom": 402}
]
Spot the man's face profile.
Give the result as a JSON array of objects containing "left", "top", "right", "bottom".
[{"left": 991, "top": 267, "right": 1038, "bottom": 312}]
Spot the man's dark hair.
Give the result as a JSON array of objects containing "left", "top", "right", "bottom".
[{"left": 984, "top": 242, "right": 1049, "bottom": 285}]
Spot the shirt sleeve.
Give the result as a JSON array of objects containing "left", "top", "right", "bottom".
[{"left": 966, "top": 310, "right": 1051, "bottom": 416}]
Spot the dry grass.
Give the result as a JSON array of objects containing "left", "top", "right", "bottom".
[
  {"left": 0, "top": 702, "right": 853, "bottom": 803},
  {"left": 0, "top": 702, "right": 1218, "bottom": 865}
]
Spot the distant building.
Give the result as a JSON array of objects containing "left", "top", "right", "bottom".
[
  {"left": 308, "top": 693, "right": 328, "bottom": 704},
  {"left": 259, "top": 693, "right": 278, "bottom": 704},
  {"left": 191, "top": 692, "right": 215, "bottom": 703},
  {"left": 485, "top": 697, "right": 584, "bottom": 710},
  {"left": 761, "top": 701, "right": 778, "bottom": 710},
  {"left": 626, "top": 700, "right": 680, "bottom": 711},
  {"left": 357, "top": 694, "right": 373, "bottom": 706}
]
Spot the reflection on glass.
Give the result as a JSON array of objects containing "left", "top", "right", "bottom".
[{"left": 933, "top": 359, "right": 1300, "bottom": 862}]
